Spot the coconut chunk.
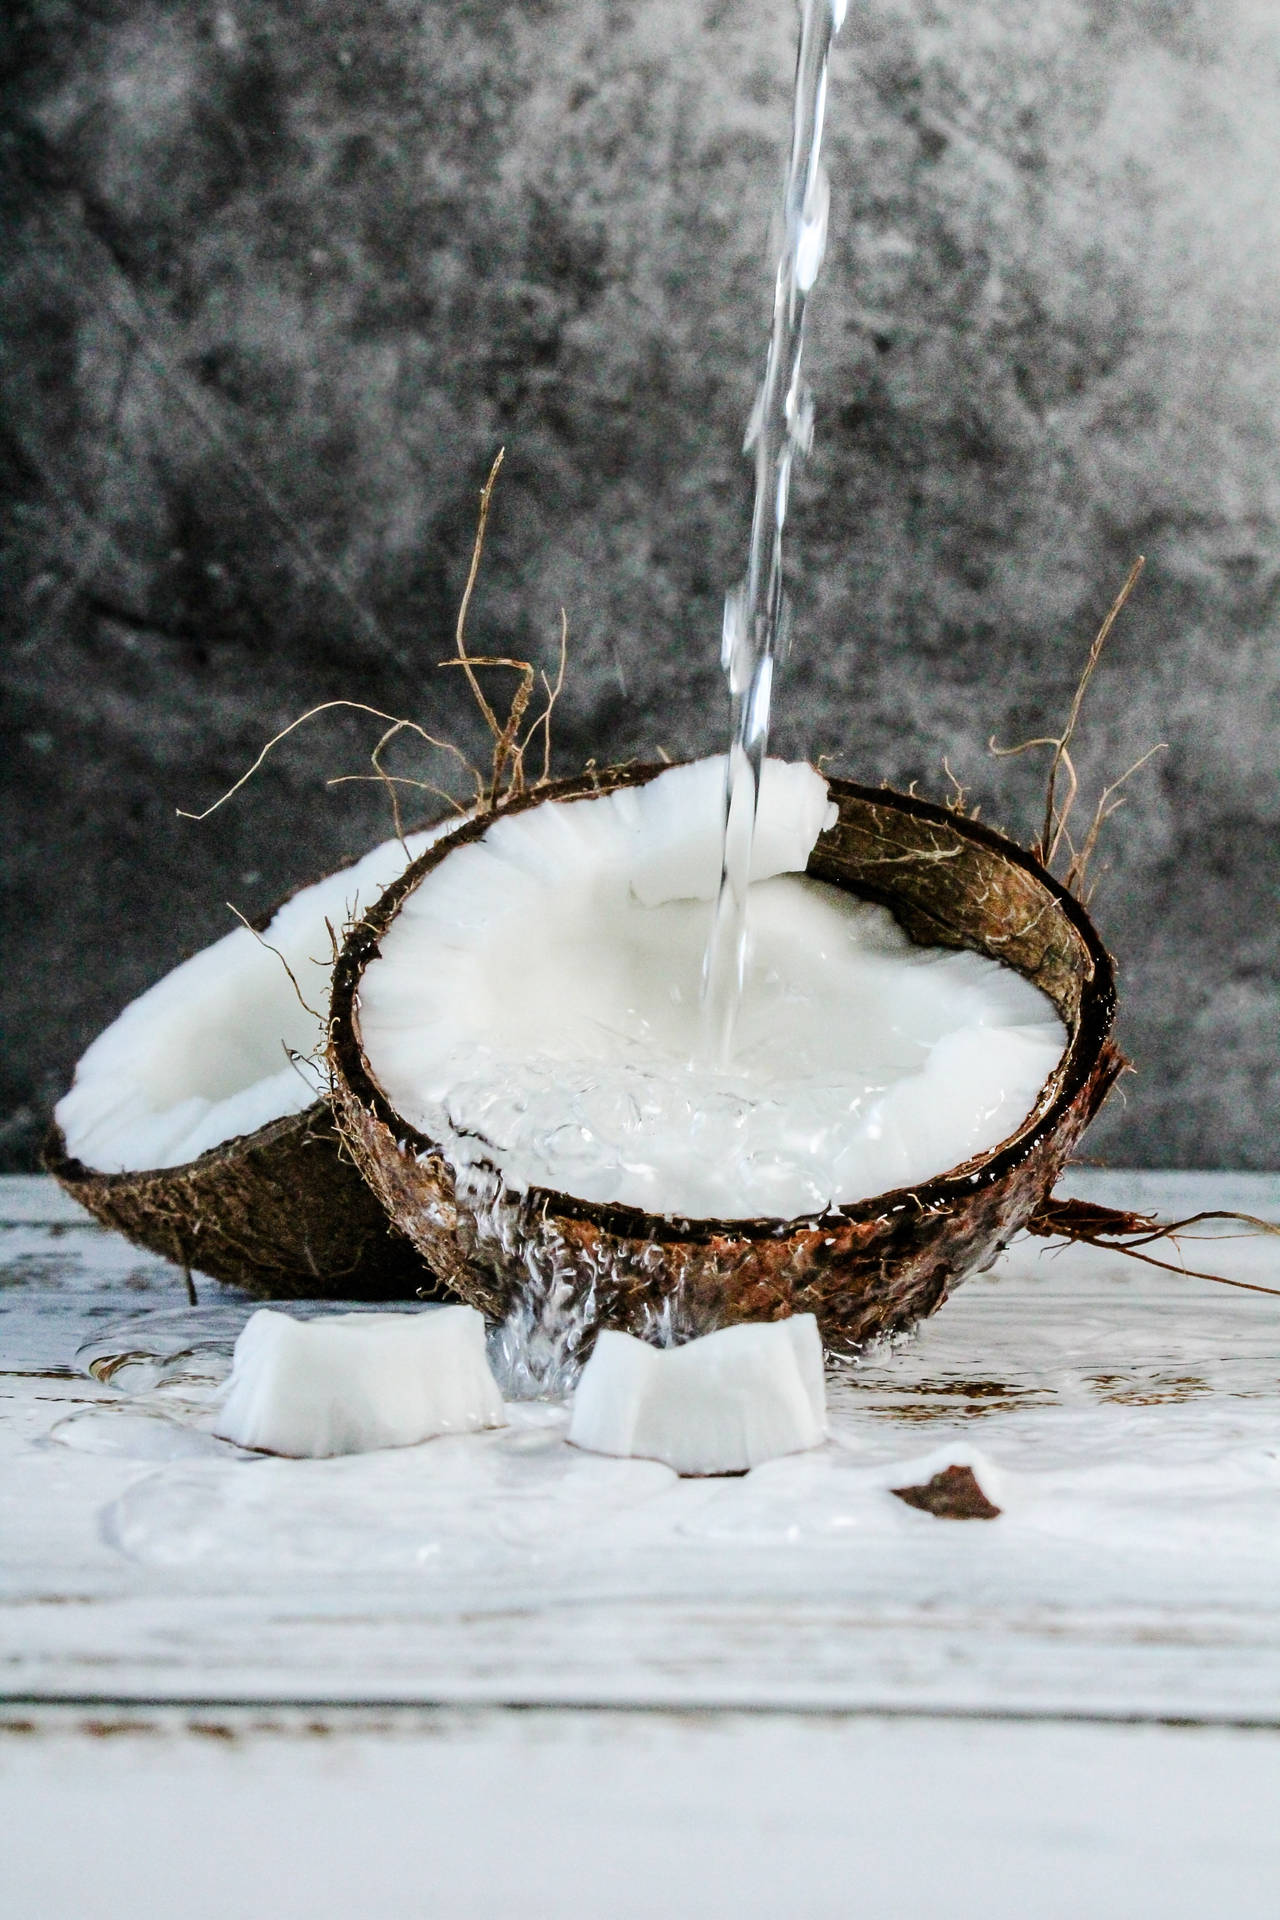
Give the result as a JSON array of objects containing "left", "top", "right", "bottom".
[
  {"left": 568, "top": 1316, "right": 827, "bottom": 1475},
  {"left": 213, "top": 1305, "right": 506, "bottom": 1457},
  {"left": 627, "top": 755, "right": 838, "bottom": 906}
]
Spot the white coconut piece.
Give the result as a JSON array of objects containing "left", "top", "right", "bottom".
[
  {"left": 627, "top": 755, "right": 838, "bottom": 906},
  {"left": 213, "top": 1305, "right": 506, "bottom": 1457},
  {"left": 568, "top": 1316, "right": 827, "bottom": 1475},
  {"left": 356, "top": 756, "right": 1068, "bottom": 1220},
  {"left": 57, "top": 819, "right": 459, "bottom": 1174}
]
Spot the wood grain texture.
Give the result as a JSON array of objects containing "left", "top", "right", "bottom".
[
  {"left": 3, "top": 1170, "right": 1278, "bottom": 1724},
  {"left": 7, "top": 1709, "right": 1280, "bottom": 1920}
]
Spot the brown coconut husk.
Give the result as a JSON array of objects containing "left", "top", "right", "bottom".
[
  {"left": 44, "top": 1101, "right": 433, "bottom": 1300},
  {"left": 329, "top": 763, "right": 1124, "bottom": 1351}
]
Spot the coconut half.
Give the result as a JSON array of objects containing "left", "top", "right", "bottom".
[
  {"left": 330, "top": 762, "right": 1121, "bottom": 1349},
  {"left": 46, "top": 821, "right": 463, "bottom": 1298}
]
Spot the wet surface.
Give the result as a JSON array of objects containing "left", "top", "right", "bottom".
[{"left": 3, "top": 1173, "right": 1280, "bottom": 1719}]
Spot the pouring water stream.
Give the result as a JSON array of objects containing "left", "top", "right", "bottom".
[{"left": 701, "top": 0, "right": 847, "bottom": 1059}]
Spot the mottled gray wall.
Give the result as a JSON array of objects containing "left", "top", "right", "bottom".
[{"left": 2, "top": 0, "right": 1277, "bottom": 1170}]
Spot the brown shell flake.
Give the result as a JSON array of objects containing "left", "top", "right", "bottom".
[
  {"left": 890, "top": 1464, "right": 1003, "bottom": 1520},
  {"left": 330, "top": 765, "right": 1122, "bottom": 1349}
]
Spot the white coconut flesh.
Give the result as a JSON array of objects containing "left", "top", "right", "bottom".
[
  {"left": 213, "top": 1304, "right": 506, "bottom": 1458},
  {"left": 569, "top": 1316, "right": 827, "bottom": 1475},
  {"left": 56, "top": 820, "right": 460, "bottom": 1175},
  {"left": 356, "top": 757, "right": 1069, "bottom": 1221}
]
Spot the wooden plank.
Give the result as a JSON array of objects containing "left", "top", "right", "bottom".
[
  {"left": 4, "top": 1706, "right": 1280, "bottom": 1920},
  {"left": 2, "top": 1705, "right": 1277, "bottom": 1920},
  {"left": 2, "top": 1172, "right": 1278, "bottom": 1719},
  {"left": 0, "top": 1178, "right": 95, "bottom": 1226}
]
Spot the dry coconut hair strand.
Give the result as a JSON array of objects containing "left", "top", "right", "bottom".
[
  {"left": 990, "top": 556, "right": 1166, "bottom": 901},
  {"left": 980, "top": 558, "right": 1278, "bottom": 1298},
  {"left": 223, "top": 902, "right": 324, "bottom": 1027},
  {"left": 1027, "top": 1197, "right": 1280, "bottom": 1300},
  {"left": 444, "top": 449, "right": 569, "bottom": 805},
  {"left": 178, "top": 450, "right": 568, "bottom": 840}
]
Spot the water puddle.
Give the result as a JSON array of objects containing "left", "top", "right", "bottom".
[
  {"left": 48, "top": 1405, "right": 233, "bottom": 1462},
  {"left": 101, "top": 1415, "right": 676, "bottom": 1573}
]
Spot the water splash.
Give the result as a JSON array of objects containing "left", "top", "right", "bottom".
[
  {"left": 445, "top": 1160, "right": 600, "bottom": 1398},
  {"left": 486, "top": 1267, "right": 599, "bottom": 1401},
  {"left": 702, "top": 0, "right": 847, "bottom": 1059}
]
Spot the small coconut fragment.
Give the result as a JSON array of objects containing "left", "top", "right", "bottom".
[
  {"left": 47, "top": 820, "right": 461, "bottom": 1297},
  {"left": 891, "top": 1462, "right": 1003, "bottom": 1521},
  {"left": 568, "top": 1315, "right": 826, "bottom": 1476},
  {"left": 626, "top": 755, "right": 837, "bottom": 906},
  {"left": 214, "top": 1305, "right": 505, "bottom": 1457}
]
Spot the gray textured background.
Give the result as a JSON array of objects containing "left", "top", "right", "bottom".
[{"left": 2, "top": 0, "right": 1276, "bottom": 1171}]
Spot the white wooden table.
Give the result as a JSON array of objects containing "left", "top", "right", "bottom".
[{"left": 3, "top": 1169, "right": 1279, "bottom": 1918}]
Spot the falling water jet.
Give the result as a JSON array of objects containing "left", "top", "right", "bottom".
[
  {"left": 701, "top": 0, "right": 847, "bottom": 1061},
  {"left": 318, "top": 0, "right": 1131, "bottom": 1357}
]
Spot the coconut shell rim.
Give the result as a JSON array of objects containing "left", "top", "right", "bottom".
[
  {"left": 41, "top": 1102, "right": 333, "bottom": 1194},
  {"left": 329, "top": 763, "right": 1118, "bottom": 1247}
]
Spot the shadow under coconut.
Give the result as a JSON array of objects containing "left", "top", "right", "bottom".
[{"left": 329, "top": 766, "right": 1122, "bottom": 1355}]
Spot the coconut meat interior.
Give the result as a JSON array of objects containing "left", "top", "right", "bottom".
[
  {"left": 357, "top": 758, "right": 1069, "bottom": 1221},
  {"left": 57, "top": 822, "right": 457, "bottom": 1174}
]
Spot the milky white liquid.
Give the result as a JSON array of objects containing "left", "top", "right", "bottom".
[{"left": 358, "top": 761, "right": 1066, "bottom": 1222}]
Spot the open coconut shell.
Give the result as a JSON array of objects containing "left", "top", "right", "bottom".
[
  {"left": 44, "top": 1102, "right": 433, "bottom": 1299},
  {"left": 330, "top": 765, "right": 1123, "bottom": 1348},
  {"left": 44, "top": 837, "right": 455, "bottom": 1301}
]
